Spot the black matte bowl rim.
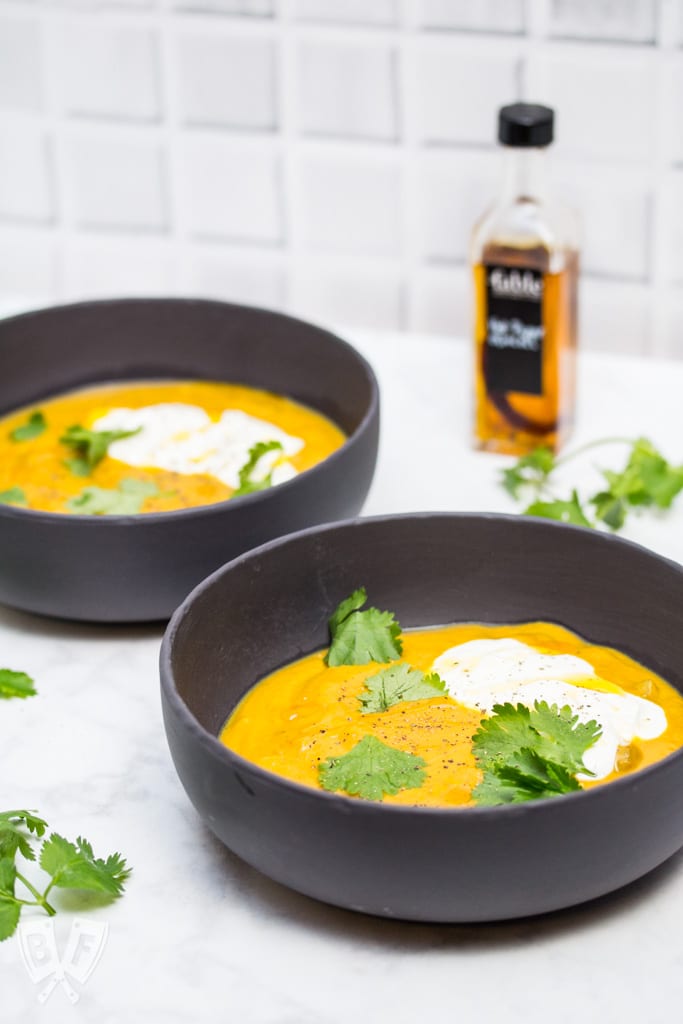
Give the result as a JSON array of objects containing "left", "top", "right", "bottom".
[
  {"left": 160, "top": 511, "right": 683, "bottom": 820},
  {"left": 0, "top": 297, "right": 379, "bottom": 527}
]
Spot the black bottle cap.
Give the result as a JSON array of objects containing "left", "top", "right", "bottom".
[{"left": 498, "top": 103, "right": 554, "bottom": 147}]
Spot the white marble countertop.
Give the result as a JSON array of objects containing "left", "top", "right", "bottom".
[{"left": 1, "top": 327, "right": 682, "bottom": 1023}]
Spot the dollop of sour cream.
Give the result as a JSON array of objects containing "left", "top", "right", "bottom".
[
  {"left": 92, "top": 403, "right": 304, "bottom": 490},
  {"left": 432, "top": 638, "right": 667, "bottom": 780}
]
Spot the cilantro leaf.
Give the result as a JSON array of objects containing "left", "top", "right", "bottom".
[
  {"left": 524, "top": 489, "right": 592, "bottom": 527},
  {"left": 60, "top": 424, "right": 141, "bottom": 476},
  {"left": 0, "top": 810, "right": 47, "bottom": 861},
  {"left": 472, "top": 701, "right": 601, "bottom": 806},
  {"left": 326, "top": 588, "right": 403, "bottom": 667},
  {"left": 67, "top": 478, "right": 159, "bottom": 516},
  {"left": 591, "top": 439, "right": 683, "bottom": 529},
  {"left": 0, "top": 487, "right": 27, "bottom": 507},
  {"left": 40, "top": 834, "right": 131, "bottom": 898},
  {"left": 0, "top": 860, "right": 21, "bottom": 941},
  {"left": 501, "top": 447, "right": 556, "bottom": 499},
  {"left": 359, "top": 663, "right": 446, "bottom": 714},
  {"left": 0, "top": 669, "right": 36, "bottom": 700},
  {"left": 232, "top": 440, "right": 285, "bottom": 497},
  {"left": 318, "top": 735, "right": 427, "bottom": 801},
  {"left": 9, "top": 411, "right": 46, "bottom": 442}
]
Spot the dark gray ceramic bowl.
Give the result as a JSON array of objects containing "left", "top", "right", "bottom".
[
  {"left": 0, "top": 298, "right": 379, "bottom": 622},
  {"left": 160, "top": 513, "right": 683, "bottom": 923}
]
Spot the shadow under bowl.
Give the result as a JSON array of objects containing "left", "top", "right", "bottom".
[
  {"left": 0, "top": 298, "right": 379, "bottom": 622},
  {"left": 160, "top": 513, "right": 683, "bottom": 923}
]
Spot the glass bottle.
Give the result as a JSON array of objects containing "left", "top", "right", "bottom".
[{"left": 471, "top": 103, "right": 579, "bottom": 455}]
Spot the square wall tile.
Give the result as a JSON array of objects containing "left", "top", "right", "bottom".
[
  {"left": 178, "top": 138, "right": 282, "bottom": 243},
  {"left": 0, "top": 17, "right": 43, "bottom": 112},
  {"left": 0, "top": 228, "right": 57, "bottom": 299},
  {"left": 554, "top": 161, "right": 651, "bottom": 279},
  {"left": 289, "top": 262, "right": 403, "bottom": 330},
  {"left": 174, "top": 32, "right": 277, "bottom": 130},
  {"left": 414, "top": 151, "right": 499, "bottom": 262},
  {"left": 54, "top": 20, "right": 160, "bottom": 121},
  {"left": 180, "top": 248, "right": 285, "bottom": 307},
  {"left": 663, "top": 295, "right": 683, "bottom": 359},
  {"left": 167, "top": 0, "right": 274, "bottom": 15},
  {"left": 527, "top": 51, "right": 656, "bottom": 162},
  {"left": 296, "top": 40, "right": 397, "bottom": 141},
  {"left": 668, "top": 61, "right": 683, "bottom": 165},
  {"left": 65, "top": 135, "right": 167, "bottom": 230},
  {"left": 417, "top": 0, "right": 525, "bottom": 34},
  {"left": 297, "top": 155, "right": 402, "bottom": 255},
  {"left": 412, "top": 44, "right": 520, "bottom": 145},
  {"left": 578, "top": 278, "right": 650, "bottom": 355},
  {"left": 666, "top": 171, "right": 683, "bottom": 284},
  {"left": 0, "top": 125, "right": 53, "bottom": 222},
  {"left": 548, "top": 0, "right": 657, "bottom": 44},
  {"left": 293, "top": 0, "right": 397, "bottom": 26},
  {"left": 63, "top": 237, "right": 174, "bottom": 299},
  {"left": 409, "top": 265, "right": 472, "bottom": 337}
]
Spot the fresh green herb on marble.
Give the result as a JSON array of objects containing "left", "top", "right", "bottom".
[
  {"left": 326, "top": 587, "right": 403, "bottom": 667},
  {"left": 60, "top": 424, "right": 141, "bottom": 477},
  {"left": 67, "top": 478, "right": 159, "bottom": 516},
  {"left": 318, "top": 736, "right": 426, "bottom": 801},
  {"left": 232, "top": 440, "right": 284, "bottom": 497},
  {"left": 502, "top": 437, "right": 683, "bottom": 532},
  {"left": 0, "top": 810, "right": 131, "bottom": 941},
  {"left": 472, "top": 701, "right": 601, "bottom": 806},
  {"left": 358, "top": 663, "right": 446, "bottom": 714},
  {"left": 9, "top": 411, "right": 46, "bottom": 443},
  {"left": 0, "top": 669, "right": 36, "bottom": 700},
  {"left": 0, "top": 487, "right": 27, "bottom": 507}
]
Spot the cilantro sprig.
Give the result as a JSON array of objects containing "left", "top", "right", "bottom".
[
  {"left": 67, "top": 478, "right": 159, "bottom": 515},
  {"left": 0, "top": 669, "right": 36, "bottom": 700},
  {"left": 60, "top": 424, "right": 141, "bottom": 477},
  {"left": 326, "top": 588, "right": 403, "bottom": 667},
  {"left": 232, "top": 440, "right": 285, "bottom": 497},
  {"left": 0, "top": 487, "right": 27, "bottom": 507},
  {"left": 359, "top": 663, "right": 446, "bottom": 714},
  {"left": 472, "top": 701, "right": 602, "bottom": 805},
  {"left": 502, "top": 437, "right": 683, "bottom": 531},
  {"left": 9, "top": 411, "right": 46, "bottom": 442},
  {"left": 0, "top": 810, "right": 131, "bottom": 940},
  {"left": 318, "top": 736, "right": 427, "bottom": 801}
]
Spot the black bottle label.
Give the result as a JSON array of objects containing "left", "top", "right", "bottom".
[{"left": 484, "top": 264, "right": 544, "bottom": 395}]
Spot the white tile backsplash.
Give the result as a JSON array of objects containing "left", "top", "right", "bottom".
[
  {"left": 290, "top": 261, "right": 403, "bottom": 330},
  {"left": 296, "top": 39, "right": 397, "bottom": 141},
  {"left": 527, "top": 50, "right": 656, "bottom": 163},
  {"left": 548, "top": 0, "right": 658, "bottom": 44},
  {"left": 413, "top": 150, "right": 499, "bottom": 263},
  {"left": 296, "top": 153, "right": 402, "bottom": 255},
  {"left": 293, "top": 0, "right": 398, "bottom": 26},
  {"left": 0, "top": 15, "right": 43, "bottom": 112},
  {"left": 416, "top": 0, "right": 525, "bottom": 35},
  {"left": 412, "top": 42, "right": 520, "bottom": 145},
  {"left": 54, "top": 20, "right": 160, "bottom": 121},
  {"left": 0, "top": 0, "right": 679, "bottom": 359},
  {"left": 174, "top": 30, "right": 277, "bottom": 130},
  {"left": 65, "top": 134, "right": 167, "bottom": 230},
  {"left": 178, "top": 136, "right": 282, "bottom": 242},
  {"left": 0, "top": 123, "right": 53, "bottom": 222}
]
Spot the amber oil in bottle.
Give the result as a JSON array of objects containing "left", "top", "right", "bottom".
[{"left": 471, "top": 103, "right": 579, "bottom": 455}]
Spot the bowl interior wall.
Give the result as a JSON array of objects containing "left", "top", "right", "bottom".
[
  {"left": 170, "top": 516, "right": 683, "bottom": 736},
  {"left": 0, "top": 299, "right": 373, "bottom": 434}
]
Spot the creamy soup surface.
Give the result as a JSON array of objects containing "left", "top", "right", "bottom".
[
  {"left": 0, "top": 380, "right": 345, "bottom": 515},
  {"left": 221, "top": 621, "right": 683, "bottom": 808}
]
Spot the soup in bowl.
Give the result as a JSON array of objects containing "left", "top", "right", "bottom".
[
  {"left": 160, "top": 513, "right": 683, "bottom": 922},
  {"left": 0, "top": 298, "right": 379, "bottom": 621}
]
